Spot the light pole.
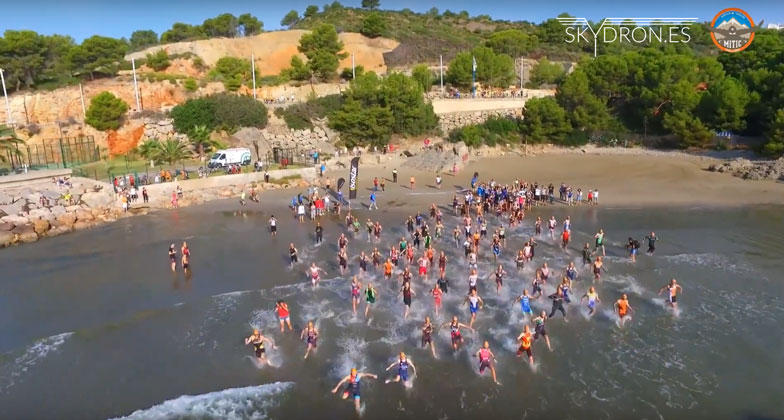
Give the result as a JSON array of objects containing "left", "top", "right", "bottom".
[{"left": 0, "top": 68, "right": 12, "bottom": 124}]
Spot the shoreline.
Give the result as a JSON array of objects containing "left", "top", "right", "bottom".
[{"left": 2, "top": 148, "right": 783, "bottom": 248}]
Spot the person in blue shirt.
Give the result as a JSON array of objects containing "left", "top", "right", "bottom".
[{"left": 369, "top": 192, "right": 378, "bottom": 210}]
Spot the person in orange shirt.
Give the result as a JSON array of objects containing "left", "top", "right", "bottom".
[
  {"left": 410, "top": 176, "right": 416, "bottom": 189},
  {"left": 383, "top": 259, "right": 394, "bottom": 279},
  {"left": 614, "top": 294, "right": 635, "bottom": 327},
  {"left": 516, "top": 325, "right": 535, "bottom": 367}
]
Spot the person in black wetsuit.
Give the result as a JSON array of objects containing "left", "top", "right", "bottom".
[
  {"left": 548, "top": 285, "right": 568, "bottom": 320},
  {"left": 315, "top": 222, "right": 323, "bottom": 244},
  {"left": 644, "top": 232, "right": 658, "bottom": 255}
]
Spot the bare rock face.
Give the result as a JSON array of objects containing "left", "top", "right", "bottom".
[
  {"left": 48, "top": 225, "right": 74, "bottom": 236},
  {"left": 33, "top": 219, "right": 50, "bottom": 235},
  {"left": 0, "top": 200, "right": 26, "bottom": 216},
  {"left": 50, "top": 205, "right": 66, "bottom": 216},
  {"left": 73, "top": 220, "right": 94, "bottom": 231},
  {"left": 0, "top": 222, "right": 13, "bottom": 231},
  {"left": 712, "top": 157, "right": 784, "bottom": 181},
  {"left": 2, "top": 215, "right": 30, "bottom": 226},
  {"left": 0, "top": 191, "right": 12, "bottom": 205},
  {"left": 55, "top": 212, "right": 77, "bottom": 227},
  {"left": 12, "top": 224, "right": 35, "bottom": 235}
]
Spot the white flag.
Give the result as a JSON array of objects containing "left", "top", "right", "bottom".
[{"left": 472, "top": 56, "right": 477, "bottom": 72}]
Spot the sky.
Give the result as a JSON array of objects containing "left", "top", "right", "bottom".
[{"left": 1, "top": 0, "right": 782, "bottom": 42}]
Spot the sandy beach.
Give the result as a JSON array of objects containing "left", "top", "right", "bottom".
[{"left": 326, "top": 150, "right": 784, "bottom": 208}]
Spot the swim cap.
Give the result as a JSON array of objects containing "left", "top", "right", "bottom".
[
  {"left": 351, "top": 368, "right": 357, "bottom": 374},
  {"left": 253, "top": 329, "right": 259, "bottom": 335}
]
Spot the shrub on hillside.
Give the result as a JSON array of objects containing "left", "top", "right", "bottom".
[
  {"left": 146, "top": 50, "right": 171, "bottom": 71},
  {"left": 170, "top": 98, "right": 217, "bottom": 133},
  {"left": 85, "top": 92, "right": 129, "bottom": 131},
  {"left": 207, "top": 93, "right": 268, "bottom": 133},
  {"left": 183, "top": 78, "right": 198, "bottom": 92}
]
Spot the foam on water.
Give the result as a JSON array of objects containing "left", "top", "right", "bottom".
[
  {"left": 111, "top": 382, "right": 294, "bottom": 420},
  {"left": 331, "top": 335, "right": 370, "bottom": 380},
  {"left": 0, "top": 332, "right": 73, "bottom": 392},
  {"left": 661, "top": 253, "right": 756, "bottom": 276}
]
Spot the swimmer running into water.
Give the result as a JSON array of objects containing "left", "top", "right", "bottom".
[
  {"left": 514, "top": 289, "right": 534, "bottom": 318},
  {"left": 364, "top": 283, "right": 377, "bottom": 318},
  {"left": 580, "top": 287, "right": 601, "bottom": 317},
  {"left": 332, "top": 368, "right": 378, "bottom": 416},
  {"left": 275, "top": 300, "right": 293, "bottom": 332},
  {"left": 441, "top": 316, "right": 474, "bottom": 351},
  {"left": 614, "top": 294, "right": 635, "bottom": 327},
  {"left": 350, "top": 276, "right": 362, "bottom": 316},
  {"left": 307, "top": 263, "right": 327, "bottom": 287},
  {"left": 658, "top": 278, "right": 683, "bottom": 311},
  {"left": 385, "top": 352, "right": 417, "bottom": 386},
  {"left": 421, "top": 317, "right": 437, "bottom": 358},
  {"left": 532, "top": 311, "right": 552, "bottom": 351},
  {"left": 464, "top": 289, "right": 485, "bottom": 328},
  {"left": 245, "top": 328, "right": 277, "bottom": 366},
  {"left": 168, "top": 244, "right": 177, "bottom": 272},
  {"left": 516, "top": 325, "right": 535, "bottom": 367},
  {"left": 475, "top": 341, "right": 500, "bottom": 385},
  {"left": 300, "top": 321, "right": 319, "bottom": 359}
]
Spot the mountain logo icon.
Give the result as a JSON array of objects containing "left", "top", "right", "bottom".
[{"left": 710, "top": 8, "right": 760, "bottom": 52}]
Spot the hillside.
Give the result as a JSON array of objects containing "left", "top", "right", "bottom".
[{"left": 126, "top": 30, "right": 399, "bottom": 76}]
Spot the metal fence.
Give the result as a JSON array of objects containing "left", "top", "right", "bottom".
[
  {"left": 265, "top": 144, "right": 315, "bottom": 168},
  {"left": 3, "top": 136, "right": 100, "bottom": 171}
]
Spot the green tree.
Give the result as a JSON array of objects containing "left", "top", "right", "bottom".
[
  {"left": 662, "top": 110, "right": 713, "bottom": 148},
  {"left": 298, "top": 24, "right": 347, "bottom": 80},
  {"left": 698, "top": 77, "right": 750, "bottom": 132},
  {"left": 202, "top": 13, "right": 239, "bottom": 38},
  {"left": 160, "top": 23, "right": 205, "bottom": 43},
  {"left": 485, "top": 29, "right": 539, "bottom": 57},
  {"left": 85, "top": 92, "right": 129, "bottom": 131},
  {"left": 0, "top": 30, "right": 46, "bottom": 89},
  {"left": 528, "top": 58, "right": 565, "bottom": 87},
  {"left": 155, "top": 139, "right": 192, "bottom": 164},
  {"left": 556, "top": 69, "right": 614, "bottom": 132},
  {"left": 183, "top": 78, "right": 198, "bottom": 92},
  {"left": 129, "top": 30, "right": 158, "bottom": 50},
  {"left": 360, "top": 12, "right": 386, "bottom": 38},
  {"left": 281, "top": 10, "right": 301, "bottom": 27},
  {"left": 188, "top": 124, "right": 225, "bottom": 157},
  {"left": 67, "top": 35, "right": 127, "bottom": 79},
  {"left": 411, "top": 64, "right": 435, "bottom": 93},
  {"left": 145, "top": 50, "right": 171, "bottom": 71},
  {"left": 136, "top": 139, "right": 160, "bottom": 161},
  {"left": 205, "top": 93, "right": 268, "bottom": 133},
  {"left": 763, "top": 109, "right": 784, "bottom": 157},
  {"left": 340, "top": 65, "right": 364, "bottom": 80},
  {"left": 170, "top": 98, "right": 217, "bottom": 133},
  {"left": 213, "top": 56, "right": 251, "bottom": 90},
  {"left": 381, "top": 73, "right": 438, "bottom": 135},
  {"left": 304, "top": 5, "right": 319, "bottom": 18},
  {"left": 0, "top": 125, "right": 24, "bottom": 163},
  {"left": 361, "top": 0, "right": 380, "bottom": 10},
  {"left": 285, "top": 56, "right": 313, "bottom": 81},
  {"left": 329, "top": 98, "right": 394, "bottom": 146},
  {"left": 426, "top": 7, "right": 439, "bottom": 17},
  {"left": 447, "top": 46, "right": 516, "bottom": 88},
  {"left": 238, "top": 13, "right": 263, "bottom": 36},
  {"left": 521, "top": 97, "right": 572, "bottom": 144}
]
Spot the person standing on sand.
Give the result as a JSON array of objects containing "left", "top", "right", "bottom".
[
  {"left": 593, "top": 189, "right": 600, "bottom": 205},
  {"left": 369, "top": 191, "right": 378, "bottom": 210},
  {"left": 392, "top": 168, "right": 398, "bottom": 183},
  {"left": 410, "top": 176, "right": 416, "bottom": 190}
]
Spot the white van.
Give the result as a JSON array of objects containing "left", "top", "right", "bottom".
[{"left": 208, "top": 148, "right": 252, "bottom": 168}]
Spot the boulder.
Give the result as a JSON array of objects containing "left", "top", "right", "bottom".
[
  {"left": 0, "top": 222, "right": 13, "bottom": 231},
  {"left": 33, "top": 219, "right": 50, "bottom": 235},
  {"left": 12, "top": 224, "right": 34, "bottom": 235},
  {"left": 27, "top": 192, "right": 43, "bottom": 203},
  {"left": 50, "top": 205, "right": 66, "bottom": 216},
  {"left": 73, "top": 220, "right": 94, "bottom": 231},
  {"left": 43, "top": 190, "right": 63, "bottom": 200},
  {"left": 0, "top": 200, "right": 26, "bottom": 216},
  {"left": 0, "top": 191, "right": 12, "bottom": 205},
  {"left": 55, "top": 212, "right": 77, "bottom": 226},
  {"left": 80, "top": 191, "right": 114, "bottom": 208},
  {"left": 66, "top": 205, "right": 81, "bottom": 212},
  {"left": 0, "top": 230, "right": 13, "bottom": 246},
  {"left": 75, "top": 210, "right": 95, "bottom": 221},
  {"left": 1, "top": 215, "right": 30, "bottom": 226},
  {"left": 47, "top": 225, "right": 73, "bottom": 237},
  {"left": 18, "top": 231, "right": 39, "bottom": 243},
  {"left": 27, "top": 208, "right": 52, "bottom": 220}
]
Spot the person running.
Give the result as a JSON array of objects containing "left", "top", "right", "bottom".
[
  {"left": 548, "top": 285, "right": 568, "bottom": 321},
  {"left": 315, "top": 222, "right": 324, "bottom": 244},
  {"left": 562, "top": 229, "right": 570, "bottom": 250},
  {"left": 338, "top": 233, "right": 349, "bottom": 251},
  {"left": 644, "top": 232, "right": 658, "bottom": 255},
  {"left": 332, "top": 368, "right": 378, "bottom": 416},
  {"left": 371, "top": 248, "right": 382, "bottom": 270},
  {"left": 358, "top": 252, "right": 369, "bottom": 276},
  {"left": 626, "top": 237, "right": 641, "bottom": 262},
  {"left": 364, "top": 283, "right": 377, "bottom": 318},
  {"left": 383, "top": 258, "right": 394, "bottom": 280},
  {"left": 516, "top": 325, "right": 535, "bottom": 367},
  {"left": 532, "top": 311, "right": 552, "bottom": 351},
  {"left": 437, "top": 272, "right": 449, "bottom": 294},
  {"left": 300, "top": 321, "right": 319, "bottom": 359},
  {"left": 421, "top": 317, "right": 437, "bottom": 358},
  {"left": 436, "top": 174, "right": 442, "bottom": 189},
  {"left": 516, "top": 250, "right": 526, "bottom": 270},
  {"left": 275, "top": 300, "right": 293, "bottom": 332},
  {"left": 350, "top": 276, "right": 362, "bottom": 316},
  {"left": 338, "top": 249, "right": 349, "bottom": 275},
  {"left": 564, "top": 262, "right": 578, "bottom": 282},
  {"left": 168, "top": 244, "right": 177, "bottom": 272},
  {"left": 592, "top": 257, "right": 605, "bottom": 282},
  {"left": 580, "top": 287, "right": 601, "bottom": 317},
  {"left": 614, "top": 294, "right": 635, "bottom": 327},
  {"left": 245, "top": 328, "right": 277, "bottom": 366},
  {"left": 369, "top": 191, "right": 378, "bottom": 210},
  {"left": 442, "top": 316, "right": 474, "bottom": 351},
  {"left": 268, "top": 215, "right": 277, "bottom": 237},
  {"left": 308, "top": 263, "right": 327, "bottom": 287},
  {"left": 385, "top": 352, "right": 417, "bottom": 386},
  {"left": 467, "top": 269, "right": 479, "bottom": 294},
  {"left": 594, "top": 229, "right": 606, "bottom": 257},
  {"left": 289, "top": 243, "right": 299, "bottom": 268},
  {"left": 464, "top": 289, "right": 485, "bottom": 328},
  {"left": 438, "top": 252, "right": 448, "bottom": 277},
  {"left": 582, "top": 243, "right": 593, "bottom": 265},
  {"left": 658, "top": 278, "right": 683, "bottom": 310},
  {"left": 560, "top": 277, "right": 572, "bottom": 303},
  {"left": 535, "top": 217, "right": 542, "bottom": 236},
  {"left": 400, "top": 281, "right": 415, "bottom": 319},
  {"left": 417, "top": 255, "right": 429, "bottom": 281},
  {"left": 475, "top": 341, "right": 500, "bottom": 385},
  {"left": 493, "top": 264, "right": 507, "bottom": 294},
  {"left": 514, "top": 289, "right": 534, "bottom": 318},
  {"left": 431, "top": 283, "right": 443, "bottom": 316},
  {"left": 548, "top": 216, "right": 557, "bottom": 239},
  {"left": 531, "top": 270, "right": 545, "bottom": 299}
]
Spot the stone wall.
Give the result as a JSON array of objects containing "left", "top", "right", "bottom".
[
  {"left": 438, "top": 109, "right": 520, "bottom": 134},
  {"left": 141, "top": 118, "right": 188, "bottom": 142}
]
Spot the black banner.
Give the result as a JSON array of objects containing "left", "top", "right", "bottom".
[
  {"left": 337, "top": 177, "right": 345, "bottom": 191},
  {"left": 348, "top": 157, "right": 359, "bottom": 199}
]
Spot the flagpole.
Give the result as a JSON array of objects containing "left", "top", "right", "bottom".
[
  {"left": 131, "top": 58, "right": 141, "bottom": 111},
  {"left": 471, "top": 56, "right": 477, "bottom": 98},
  {"left": 251, "top": 54, "right": 257, "bottom": 99},
  {"left": 439, "top": 55, "right": 444, "bottom": 95},
  {"left": 0, "top": 68, "right": 11, "bottom": 124},
  {"left": 352, "top": 53, "right": 356, "bottom": 79}
]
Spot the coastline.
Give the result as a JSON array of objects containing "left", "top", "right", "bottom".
[{"left": 2, "top": 147, "right": 783, "bottom": 249}]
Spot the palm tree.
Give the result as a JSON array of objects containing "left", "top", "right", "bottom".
[
  {"left": 155, "top": 139, "right": 192, "bottom": 165},
  {"left": 136, "top": 139, "right": 161, "bottom": 162},
  {"left": 188, "top": 125, "right": 225, "bottom": 158},
  {"left": 0, "top": 125, "right": 24, "bottom": 164}
]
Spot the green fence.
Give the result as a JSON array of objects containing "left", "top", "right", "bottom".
[{"left": 2, "top": 136, "right": 100, "bottom": 171}]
